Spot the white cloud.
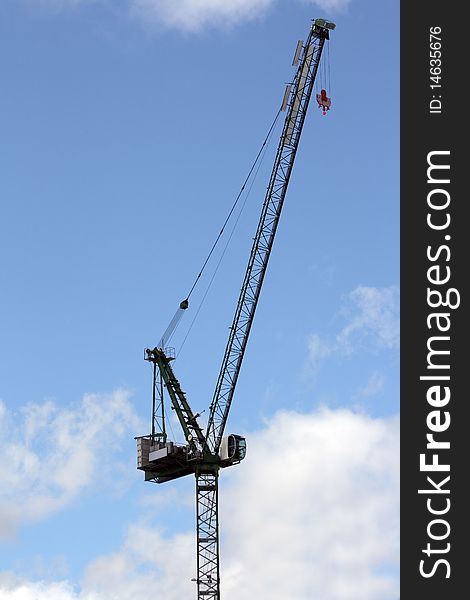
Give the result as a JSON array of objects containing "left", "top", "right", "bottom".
[
  {"left": 221, "top": 408, "right": 399, "bottom": 599},
  {"left": 0, "top": 575, "right": 84, "bottom": 600},
  {"left": 337, "top": 286, "right": 400, "bottom": 352},
  {"left": 131, "top": 0, "right": 352, "bottom": 32},
  {"left": 0, "top": 407, "right": 399, "bottom": 600},
  {"left": 82, "top": 524, "right": 195, "bottom": 598},
  {"left": 130, "top": 0, "right": 274, "bottom": 32},
  {"left": 0, "top": 390, "right": 141, "bottom": 538},
  {"left": 307, "top": 285, "right": 399, "bottom": 370},
  {"left": 23, "top": 0, "right": 351, "bottom": 31}
]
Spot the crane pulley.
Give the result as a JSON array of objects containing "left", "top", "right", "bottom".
[{"left": 135, "top": 17, "right": 335, "bottom": 600}]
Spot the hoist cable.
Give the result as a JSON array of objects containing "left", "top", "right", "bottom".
[
  {"left": 327, "top": 40, "right": 331, "bottom": 95},
  {"left": 158, "top": 108, "right": 283, "bottom": 349},
  {"left": 176, "top": 120, "right": 276, "bottom": 358},
  {"left": 184, "top": 108, "right": 282, "bottom": 303}
]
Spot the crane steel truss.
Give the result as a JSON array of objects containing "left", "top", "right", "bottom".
[
  {"left": 151, "top": 360, "right": 166, "bottom": 443},
  {"left": 196, "top": 471, "right": 219, "bottom": 598},
  {"left": 204, "top": 23, "right": 329, "bottom": 456},
  {"left": 137, "top": 19, "right": 334, "bottom": 600}
]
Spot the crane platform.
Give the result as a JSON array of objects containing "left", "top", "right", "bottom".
[{"left": 136, "top": 433, "right": 246, "bottom": 483}]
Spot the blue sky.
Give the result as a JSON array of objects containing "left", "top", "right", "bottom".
[{"left": 0, "top": 1, "right": 399, "bottom": 598}]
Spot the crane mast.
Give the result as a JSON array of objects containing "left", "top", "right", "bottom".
[{"left": 136, "top": 18, "right": 335, "bottom": 600}]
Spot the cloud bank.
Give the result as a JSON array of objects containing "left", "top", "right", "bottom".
[
  {"left": 0, "top": 390, "right": 141, "bottom": 538},
  {"left": 308, "top": 285, "right": 400, "bottom": 369},
  {"left": 131, "top": 0, "right": 273, "bottom": 32},
  {"left": 0, "top": 406, "right": 399, "bottom": 600},
  {"left": 221, "top": 408, "right": 399, "bottom": 599}
]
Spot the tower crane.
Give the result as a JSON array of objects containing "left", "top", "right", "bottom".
[{"left": 136, "top": 17, "right": 335, "bottom": 600}]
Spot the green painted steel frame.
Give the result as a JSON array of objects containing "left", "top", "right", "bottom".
[{"left": 204, "top": 22, "right": 330, "bottom": 456}]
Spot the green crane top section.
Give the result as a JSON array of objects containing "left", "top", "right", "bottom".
[
  {"left": 204, "top": 20, "right": 332, "bottom": 455},
  {"left": 145, "top": 347, "right": 206, "bottom": 454}
]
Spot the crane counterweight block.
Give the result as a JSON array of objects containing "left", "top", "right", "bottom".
[{"left": 135, "top": 432, "right": 246, "bottom": 484}]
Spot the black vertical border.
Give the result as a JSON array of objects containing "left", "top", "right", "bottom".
[{"left": 401, "top": 3, "right": 467, "bottom": 598}]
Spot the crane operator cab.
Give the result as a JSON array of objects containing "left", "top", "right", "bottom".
[
  {"left": 316, "top": 89, "right": 331, "bottom": 115},
  {"left": 219, "top": 434, "right": 247, "bottom": 467}
]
